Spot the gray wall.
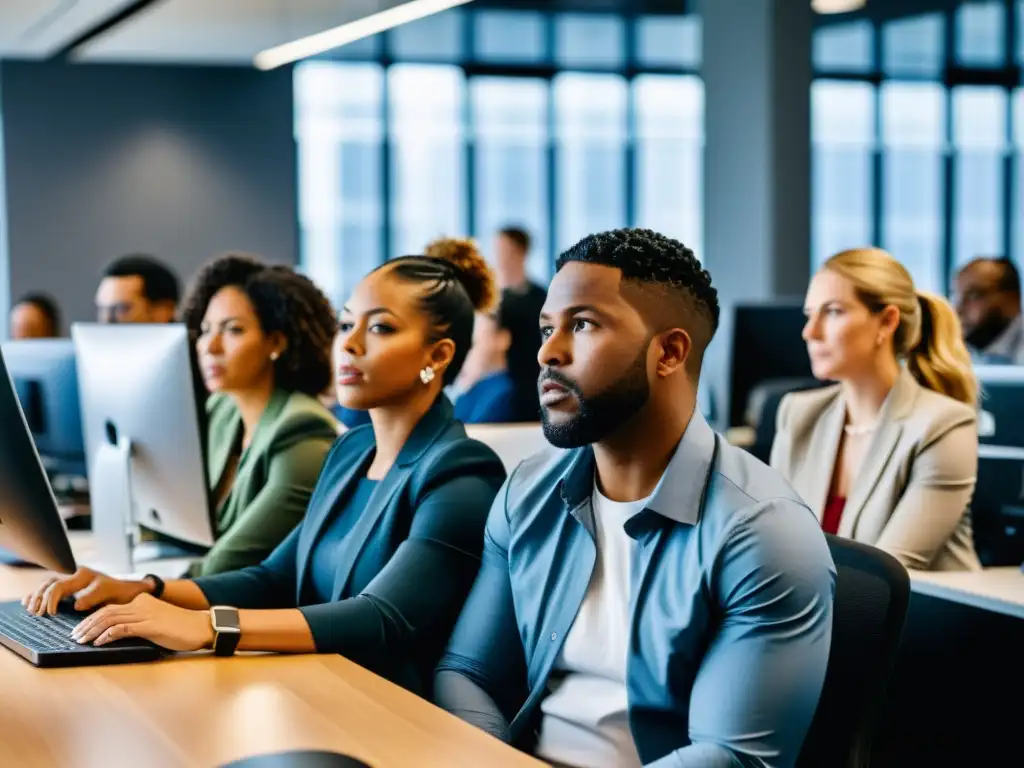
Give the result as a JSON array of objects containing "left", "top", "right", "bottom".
[{"left": 0, "top": 61, "right": 297, "bottom": 334}]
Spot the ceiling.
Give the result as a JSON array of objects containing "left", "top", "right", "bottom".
[
  {"left": 0, "top": 0, "right": 141, "bottom": 58},
  {"left": 0, "top": 0, "right": 982, "bottom": 66}
]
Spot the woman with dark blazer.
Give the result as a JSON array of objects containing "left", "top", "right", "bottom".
[
  {"left": 25, "top": 248, "right": 507, "bottom": 695},
  {"left": 180, "top": 255, "right": 340, "bottom": 576}
]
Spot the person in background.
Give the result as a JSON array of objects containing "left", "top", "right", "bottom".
[
  {"left": 425, "top": 237, "right": 517, "bottom": 425},
  {"left": 953, "top": 256, "right": 1024, "bottom": 364},
  {"left": 436, "top": 229, "right": 834, "bottom": 768},
  {"left": 9, "top": 292, "right": 61, "bottom": 339},
  {"left": 25, "top": 247, "right": 506, "bottom": 699},
  {"left": 772, "top": 247, "right": 981, "bottom": 571},
  {"left": 453, "top": 306, "right": 518, "bottom": 425},
  {"left": 179, "top": 254, "right": 340, "bottom": 576},
  {"left": 494, "top": 226, "right": 547, "bottom": 421},
  {"left": 96, "top": 254, "right": 180, "bottom": 324}
]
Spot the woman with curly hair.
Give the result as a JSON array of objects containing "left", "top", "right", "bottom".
[
  {"left": 183, "top": 253, "right": 340, "bottom": 576},
  {"left": 26, "top": 246, "right": 506, "bottom": 697}
]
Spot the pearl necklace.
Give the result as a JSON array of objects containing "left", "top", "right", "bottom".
[{"left": 844, "top": 422, "right": 878, "bottom": 437}]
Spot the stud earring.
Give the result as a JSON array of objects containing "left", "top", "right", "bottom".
[
  {"left": 420, "top": 366, "right": 435, "bottom": 385},
  {"left": 270, "top": 351, "right": 280, "bottom": 361}
]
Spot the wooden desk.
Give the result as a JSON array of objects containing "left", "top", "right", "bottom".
[
  {"left": 909, "top": 566, "right": 1024, "bottom": 620},
  {"left": 0, "top": 559, "right": 545, "bottom": 768}
]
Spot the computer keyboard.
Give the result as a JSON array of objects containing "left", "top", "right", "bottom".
[{"left": 0, "top": 600, "right": 163, "bottom": 667}]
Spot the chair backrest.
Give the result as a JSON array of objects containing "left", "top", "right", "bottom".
[
  {"left": 464, "top": 423, "right": 547, "bottom": 473},
  {"left": 797, "top": 535, "right": 910, "bottom": 768}
]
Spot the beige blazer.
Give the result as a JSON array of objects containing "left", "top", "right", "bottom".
[{"left": 770, "top": 369, "right": 981, "bottom": 571}]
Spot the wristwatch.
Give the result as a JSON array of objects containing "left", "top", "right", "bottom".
[
  {"left": 143, "top": 574, "right": 165, "bottom": 599},
  {"left": 209, "top": 606, "right": 241, "bottom": 657}
]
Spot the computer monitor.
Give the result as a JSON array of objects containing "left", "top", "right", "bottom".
[
  {"left": 972, "top": 365, "right": 1024, "bottom": 566},
  {"left": 0, "top": 346, "right": 77, "bottom": 573},
  {"left": 728, "top": 302, "right": 820, "bottom": 427},
  {"left": 0, "top": 340, "right": 85, "bottom": 478},
  {"left": 72, "top": 324, "right": 212, "bottom": 571}
]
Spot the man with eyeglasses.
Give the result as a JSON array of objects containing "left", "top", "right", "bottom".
[
  {"left": 95, "top": 255, "right": 180, "bottom": 325},
  {"left": 954, "top": 256, "right": 1024, "bottom": 365}
]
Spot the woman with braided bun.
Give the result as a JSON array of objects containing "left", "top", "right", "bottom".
[{"left": 25, "top": 248, "right": 506, "bottom": 697}]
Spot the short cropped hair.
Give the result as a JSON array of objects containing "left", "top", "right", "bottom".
[
  {"left": 103, "top": 255, "right": 180, "bottom": 305},
  {"left": 498, "top": 226, "right": 532, "bottom": 255},
  {"left": 556, "top": 228, "right": 720, "bottom": 375}
]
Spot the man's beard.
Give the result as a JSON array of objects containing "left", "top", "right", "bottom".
[
  {"left": 964, "top": 311, "right": 1012, "bottom": 351},
  {"left": 540, "top": 342, "right": 652, "bottom": 449}
]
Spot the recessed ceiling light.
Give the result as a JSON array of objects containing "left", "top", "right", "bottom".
[
  {"left": 812, "top": 0, "right": 866, "bottom": 13},
  {"left": 255, "top": 0, "right": 475, "bottom": 70}
]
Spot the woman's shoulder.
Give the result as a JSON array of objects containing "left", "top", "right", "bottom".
[
  {"left": 777, "top": 383, "right": 840, "bottom": 427},
  {"left": 905, "top": 385, "right": 977, "bottom": 438},
  {"left": 274, "top": 391, "right": 342, "bottom": 438},
  {"left": 411, "top": 425, "right": 507, "bottom": 491}
]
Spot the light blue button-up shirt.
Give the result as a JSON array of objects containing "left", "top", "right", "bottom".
[{"left": 437, "top": 410, "right": 836, "bottom": 767}]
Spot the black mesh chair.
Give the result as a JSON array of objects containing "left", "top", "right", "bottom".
[{"left": 797, "top": 535, "right": 910, "bottom": 768}]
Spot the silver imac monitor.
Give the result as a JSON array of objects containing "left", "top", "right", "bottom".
[
  {"left": 72, "top": 324, "right": 212, "bottom": 571},
  {"left": 0, "top": 346, "right": 77, "bottom": 573}
]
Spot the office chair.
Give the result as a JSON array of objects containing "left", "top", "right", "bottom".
[{"left": 796, "top": 535, "right": 910, "bottom": 768}]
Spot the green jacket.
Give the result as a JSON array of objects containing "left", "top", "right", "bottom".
[{"left": 189, "top": 389, "right": 339, "bottom": 577}]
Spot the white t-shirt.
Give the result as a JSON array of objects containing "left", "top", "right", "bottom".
[{"left": 536, "top": 483, "right": 649, "bottom": 768}]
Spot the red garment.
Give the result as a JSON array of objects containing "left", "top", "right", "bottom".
[{"left": 822, "top": 495, "right": 846, "bottom": 535}]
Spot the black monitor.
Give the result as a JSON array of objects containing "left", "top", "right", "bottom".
[
  {"left": 973, "top": 365, "right": 1024, "bottom": 566},
  {"left": 0, "top": 346, "right": 77, "bottom": 573},
  {"left": 728, "top": 302, "right": 820, "bottom": 428},
  {"left": 0, "top": 340, "right": 85, "bottom": 478}
]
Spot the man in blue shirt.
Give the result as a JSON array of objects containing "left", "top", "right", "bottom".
[{"left": 435, "top": 228, "right": 835, "bottom": 768}]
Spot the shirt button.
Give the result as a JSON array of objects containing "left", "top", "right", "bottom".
[{"left": 551, "top": 632, "right": 557, "bottom": 641}]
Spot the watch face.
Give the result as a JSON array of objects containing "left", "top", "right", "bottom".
[{"left": 212, "top": 606, "right": 241, "bottom": 632}]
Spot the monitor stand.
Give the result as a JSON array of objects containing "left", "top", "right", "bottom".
[{"left": 88, "top": 436, "right": 137, "bottom": 573}]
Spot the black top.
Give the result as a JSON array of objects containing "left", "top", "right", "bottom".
[{"left": 501, "top": 282, "right": 547, "bottom": 421}]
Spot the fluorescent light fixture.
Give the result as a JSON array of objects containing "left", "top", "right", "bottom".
[
  {"left": 254, "top": 0, "right": 475, "bottom": 70},
  {"left": 812, "top": 0, "right": 866, "bottom": 12}
]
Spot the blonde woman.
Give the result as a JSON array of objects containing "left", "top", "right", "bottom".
[{"left": 771, "top": 247, "right": 981, "bottom": 571}]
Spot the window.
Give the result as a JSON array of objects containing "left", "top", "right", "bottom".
[
  {"left": 1010, "top": 90, "right": 1024, "bottom": 262},
  {"left": 956, "top": 1, "right": 1005, "bottom": 67},
  {"left": 813, "top": 21, "right": 875, "bottom": 74},
  {"left": 473, "top": 10, "right": 546, "bottom": 63},
  {"left": 812, "top": 80, "right": 876, "bottom": 267},
  {"left": 553, "top": 73, "right": 628, "bottom": 251},
  {"left": 294, "top": 8, "right": 706, "bottom": 301},
  {"left": 635, "top": 15, "right": 701, "bottom": 69},
  {"left": 880, "top": 82, "right": 946, "bottom": 292},
  {"left": 388, "top": 65, "right": 467, "bottom": 257},
  {"left": 554, "top": 14, "right": 625, "bottom": 70},
  {"left": 952, "top": 87, "right": 1007, "bottom": 268},
  {"left": 471, "top": 78, "right": 551, "bottom": 282},
  {"left": 633, "top": 75, "right": 704, "bottom": 255},
  {"left": 389, "top": 10, "right": 466, "bottom": 61},
  {"left": 882, "top": 14, "right": 945, "bottom": 78},
  {"left": 294, "top": 62, "right": 384, "bottom": 306}
]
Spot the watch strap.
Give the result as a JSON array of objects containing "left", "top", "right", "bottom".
[{"left": 143, "top": 574, "right": 165, "bottom": 599}]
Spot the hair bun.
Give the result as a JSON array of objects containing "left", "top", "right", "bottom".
[{"left": 423, "top": 236, "right": 498, "bottom": 313}]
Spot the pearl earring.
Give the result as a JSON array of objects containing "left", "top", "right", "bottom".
[
  {"left": 270, "top": 351, "right": 280, "bottom": 361},
  {"left": 420, "top": 366, "right": 435, "bottom": 385}
]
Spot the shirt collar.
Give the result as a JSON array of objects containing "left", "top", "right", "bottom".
[{"left": 558, "top": 408, "right": 717, "bottom": 527}]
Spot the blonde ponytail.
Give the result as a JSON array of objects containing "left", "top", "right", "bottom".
[
  {"left": 908, "top": 291, "right": 977, "bottom": 407},
  {"left": 823, "top": 248, "right": 978, "bottom": 407}
]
